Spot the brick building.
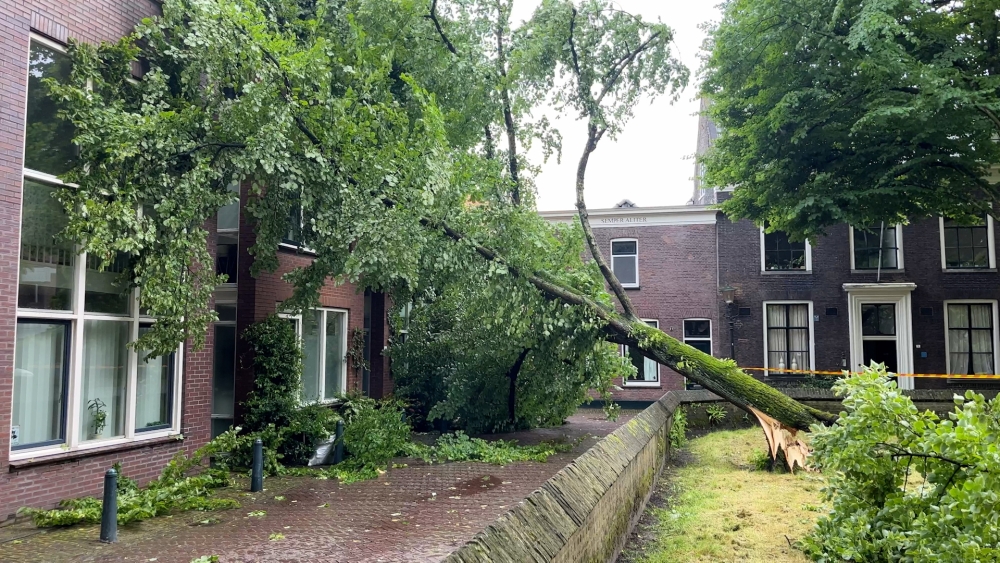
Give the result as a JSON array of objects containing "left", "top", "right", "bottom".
[{"left": 0, "top": 1, "right": 391, "bottom": 520}]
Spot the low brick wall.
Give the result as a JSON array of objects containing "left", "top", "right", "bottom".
[{"left": 444, "top": 387, "right": 998, "bottom": 563}]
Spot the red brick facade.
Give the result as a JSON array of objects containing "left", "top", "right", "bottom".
[{"left": 0, "top": 1, "right": 391, "bottom": 520}]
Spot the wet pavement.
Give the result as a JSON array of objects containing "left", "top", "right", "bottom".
[{"left": 0, "top": 408, "right": 635, "bottom": 563}]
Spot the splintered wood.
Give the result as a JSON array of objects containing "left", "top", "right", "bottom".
[{"left": 749, "top": 406, "right": 811, "bottom": 472}]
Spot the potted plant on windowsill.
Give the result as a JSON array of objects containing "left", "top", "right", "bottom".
[{"left": 88, "top": 398, "right": 107, "bottom": 440}]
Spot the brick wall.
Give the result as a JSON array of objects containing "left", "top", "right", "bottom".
[
  {"left": 717, "top": 208, "right": 1000, "bottom": 390},
  {"left": 590, "top": 223, "right": 720, "bottom": 399}
]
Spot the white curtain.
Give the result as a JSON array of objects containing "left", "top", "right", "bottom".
[
  {"left": 13, "top": 322, "right": 66, "bottom": 446},
  {"left": 324, "top": 311, "right": 345, "bottom": 399},
  {"left": 136, "top": 333, "right": 170, "bottom": 430},
  {"left": 80, "top": 320, "right": 128, "bottom": 441},
  {"left": 788, "top": 305, "right": 811, "bottom": 371},
  {"left": 971, "top": 305, "right": 994, "bottom": 374},
  {"left": 766, "top": 305, "right": 788, "bottom": 372}
]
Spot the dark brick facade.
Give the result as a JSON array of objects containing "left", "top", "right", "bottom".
[{"left": 0, "top": 1, "right": 391, "bottom": 520}]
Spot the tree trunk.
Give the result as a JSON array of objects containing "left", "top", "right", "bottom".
[{"left": 506, "top": 348, "right": 530, "bottom": 427}]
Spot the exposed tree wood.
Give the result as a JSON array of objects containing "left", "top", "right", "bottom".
[{"left": 507, "top": 348, "right": 531, "bottom": 425}]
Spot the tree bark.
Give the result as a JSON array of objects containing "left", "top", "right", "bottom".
[{"left": 507, "top": 348, "right": 530, "bottom": 426}]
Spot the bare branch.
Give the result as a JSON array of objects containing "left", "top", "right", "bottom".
[
  {"left": 495, "top": 2, "right": 521, "bottom": 205},
  {"left": 427, "top": 0, "right": 458, "bottom": 56},
  {"left": 595, "top": 31, "right": 662, "bottom": 106}
]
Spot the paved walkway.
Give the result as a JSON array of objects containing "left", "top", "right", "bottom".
[{"left": 0, "top": 409, "right": 634, "bottom": 563}]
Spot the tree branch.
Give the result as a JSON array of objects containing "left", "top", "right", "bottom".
[
  {"left": 427, "top": 0, "right": 458, "bottom": 56},
  {"left": 495, "top": 1, "right": 521, "bottom": 205},
  {"left": 595, "top": 30, "right": 662, "bottom": 106}
]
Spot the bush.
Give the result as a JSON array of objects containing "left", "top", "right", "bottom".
[
  {"left": 802, "top": 365, "right": 1000, "bottom": 562},
  {"left": 237, "top": 315, "right": 339, "bottom": 469},
  {"left": 339, "top": 395, "right": 412, "bottom": 468},
  {"left": 422, "top": 431, "right": 573, "bottom": 464}
]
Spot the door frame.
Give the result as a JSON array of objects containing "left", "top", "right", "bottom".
[{"left": 844, "top": 283, "right": 916, "bottom": 389}]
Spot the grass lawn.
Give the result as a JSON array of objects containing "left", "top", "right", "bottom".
[{"left": 628, "top": 428, "right": 823, "bottom": 563}]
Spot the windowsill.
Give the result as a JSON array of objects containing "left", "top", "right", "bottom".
[
  {"left": 622, "top": 285, "right": 640, "bottom": 290},
  {"left": 279, "top": 242, "right": 317, "bottom": 256},
  {"left": 622, "top": 381, "right": 661, "bottom": 388},
  {"left": 8, "top": 433, "right": 183, "bottom": 470},
  {"left": 942, "top": 268, "right": 997, "bottom": 273},
  {"left": 760, "top": 269, "right": 812, "bottom": 275},
  {"left": 851, "top": 269, "right": 904, "bottom": 275}
]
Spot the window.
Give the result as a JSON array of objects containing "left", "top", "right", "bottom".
[
  {"left": 761, "top": 227, "right": 810, "bottom": 271},
  {"left": 946, "top": 302, "right": 996, "bottom": 376},
  {"left": 284, "top": 308, "right": 348, "bottom": 402},
  {"left": 12, "top": 38, "right": 181, "bottom": 454},
  {"left": 623, "top": 319, "right": 659, "bottom": 386},
  {"left": 211, "top": 304, "right": 237, "bottom": 438},
  {"left": 941, "top": 216, "right": 994, "bottom": 270},
  {"left": 283, "top": 196, "right": 304, "bottom": 247},
  {"left": 851, "top": 224, "right": 901, "bottom": 270},
  {"left": 764, "top": 303, "right": 812, "bottom": 375},
  {"left": 683, "top": 319, "right": 712, "bottom": 355},
  {"left": 610, "top": 239, "right": 638, "bottom": 287},
  {"left": 216, "top": 181, "right": 240, "bottom": 284}
]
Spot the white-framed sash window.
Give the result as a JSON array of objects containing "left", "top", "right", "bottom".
[
  {"left": 610, "top": 239, "right": 639, "bottom": 287},
  {"left": 944, "top": 301, "right": 998, "bottom": 377},
  {"left": 622, "top": 319, "right": 659, "bottom": 386},
  {"left": 282, "top": 308, "right": 349, "bottom": 402},
  {"left": 850, "top": 224, "right": 903, "bottom": 271},
  {"left": 940, "top": 215, "right": 996, "bottom": 270},
  {"left": 761, "top": 227, "right": 812, "bottom": 272},
  {"left": 11, "top": 36, "right": 182, "bottom": 458},
  {"left": 763, "top": 302, "right": 814, "bottom": 376}
]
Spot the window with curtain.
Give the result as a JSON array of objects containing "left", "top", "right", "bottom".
[
  {"left": 766, "top": 304, "right": 811, "bottom": 374},
  {"left": 623, "top": 320, "right": 659, "bottom": 384},
  {"left": 853, "top": 225, "right": 899, "bottom": 270},
  {"left": 763, "top": 229, "right": 806, "bottom": 271},
  {"left": 943, "top": 216, "right": 990, "bottom": 269},
  {"left": 211, "top": 306, "right": 237, "bottom": 439},
  {"left": 12, "top": 37, "right": 181, "bottom": 454},
  {"left": 948, "top": 303, "right": 995, "bottom": 375},
  {"left": 611, "top": 240, "right": 638, "bottom": 286},
  {"left": 286, "top": 308, "right": 348, "bottom": 402}
]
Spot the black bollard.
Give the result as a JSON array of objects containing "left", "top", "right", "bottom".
[
  {"left": 333, "top": 420, "right": 345, "bottom": 465},
  {"left": 99, "top": 468, "right": 118, "bottom": 543},
  {"left": 250, "top": 438, "right": 264, "bottom": 492}
]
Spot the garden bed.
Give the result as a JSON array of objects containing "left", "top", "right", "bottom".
[{"left": 620, "top": 428, "right": 822, "bottom": 563}]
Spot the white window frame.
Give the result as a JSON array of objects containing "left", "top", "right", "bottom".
[
  {"left": 610, "top": 238, "right": 639, "bottom": 288},
  {"left": 210, "top": 301, "right": 238, "bottom": 436},
  {"left": 280, "top": 307, "right": 349, "bottom": 403},
  {"left": 844, "top": 283, "right": 916, "bottom": 390},
  {"left": 939, "top": 216, "right": 997, "bottom": 271},
  {"left": 943, "top": 300, "right": 999, "bottom": 378},
  {"left": 682, "top": 319, "right": 713, "bottom": 355},
  {"left": 622, "top": 319, "right": 659, "bottom": 387},
  {"left": 216, "top": 181, "right": 241, "bottom": 287},
  {"left": 11, "top": 36, "right": 182, "bottom": 460},
  {"left": 762, "top": 301, "right": 815, "bottom": 377},
  {"left": 849, "top": 224, "right": 904, "bottom": 271},
  {"left": 759, "top": 227, "right": 812, "bottom": 273}
]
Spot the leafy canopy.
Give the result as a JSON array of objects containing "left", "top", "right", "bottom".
[{"left": 701, "top": 0, "right": 1000, "bottom": 240}]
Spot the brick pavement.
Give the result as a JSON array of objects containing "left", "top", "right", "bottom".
[{"left": 0, "top": 409, "right": 635, "bottom": 563}]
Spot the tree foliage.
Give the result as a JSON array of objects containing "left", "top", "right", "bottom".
[
  {"left": 702, "top": 0, "right": 1000, "bottom": 240},
  {"left": 46, "top": 0, "right": 835, "bottom": 431},
  {"left": 804, "top": 366, "right": 1000, "bottom": 562}
]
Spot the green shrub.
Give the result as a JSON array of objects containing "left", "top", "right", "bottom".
[
  {"left": 706, "top": 404, "right": 728, "bottom": 426},
  {"left": 339, "top": 395, "right": 412, "bottom": 468},
  {"left": 21, "top": 431, "right": 241, "bottom": 527},
  {"left": 669, "top": 406, "right": 687, "bottom": 448},
  {"left": 802, "top": 365, "right": 1000, "bottom": 562},
  {"left": 238, "top": 315, "right": 339, "bottom": 469},
  {"left": 422, "top": 431, "right": 573, "bottom": 464}
]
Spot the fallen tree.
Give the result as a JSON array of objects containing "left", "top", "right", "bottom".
[{"left": 47, "top": 0, "right": 835, "bottom": 432}]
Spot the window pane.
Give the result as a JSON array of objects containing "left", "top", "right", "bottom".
[
  {"left": 12, "top": 322, "right": 67, "bottom": 447},
  {"left": 25, "top": 40, "right": 75, "bottom": 176},
  {"left": 764, "top": 231, "right": 805, "bottom": 270},
  {"left": 612, "top": 256, "right": 637, "bottom": 285},
  {"left": 136, "top": 326, "right": 172, "bottom": 430},
  {"left": 84, "top": 252, "right": 131, "bottom": 314},
  {"left": 216, "top": 232, "right": 238, "bottom": 283},
  {"left": 18, "top": 179, "right": 75, "bottom": 310},
  {"left": 211, "top": 418, "right": 234, "bottom": 439},
  {"left": 212, "top": 325, "right": 236, "bottom": 418},
  {"left": 80, "top": 320, "right": 129, "bottom": 441},
  {"left": 285, "top": 200, "right": 302, "bottom": 244},
  {"left": 611, "top": 241, "right": 636, "bottom": 255},
  {"left": 684, "top": 320, "right": 711, "bottom": 338},
  {"left": 302, "top": 310, "right": 321, "bottom": 402},
  {"left": 217, "top": 181, "right": 240, "bottom": 231},
  {"left": 970, "top": 304, "right": 992, "bottom": 329},
  {"left": 215, "top": 303, "right": 237, "bottom": 322},
  {"left": 324, "top": 312, "right": 345, "bottom": 399},
  {"left": 688, "top": 340, "right": 712, "bottom": 355}
]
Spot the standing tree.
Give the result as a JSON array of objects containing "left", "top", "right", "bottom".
[
  {"left": 701, "top": 0, "right": 1000, "bottom": 240},
  {"left": 46, "top": 0, "right": 835, "bottom": 431}
]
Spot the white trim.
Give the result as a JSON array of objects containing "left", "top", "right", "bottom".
[
  {"left": 622, "top": 319, "right": 660, "bottom": 387},
  {"left": 943, "top": 300, "right": 999, "bottom": 376},
  {"left": 762, "top": 301, "right": 815, "bottom": 377},
  {"left": 849, "top": 224, "right": 904, "bottom": 271},
  {"left": 759, "top": 227, "right": 812, "bottom": 273},
  {"left": 939, "top": 216, "right": 997, "bottom": 271},
  {"left": 539, "top": 205, "right": 717, "bottom": 227},
  {"left": 682, "top": 319, "right": 712, "bottom": 390},
  {"left": 844, "top": 283, "right": 916, "bottom": 389},
  {"left": 28, "top": 33, "right": 67, "bottom": 52},
  {"left": 610, "top": 238, "right": 639, "bottom": 288}
]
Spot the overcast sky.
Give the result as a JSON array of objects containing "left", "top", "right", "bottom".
[{"left": 510, "top": 1, "right": 722, "bottom": 211}]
